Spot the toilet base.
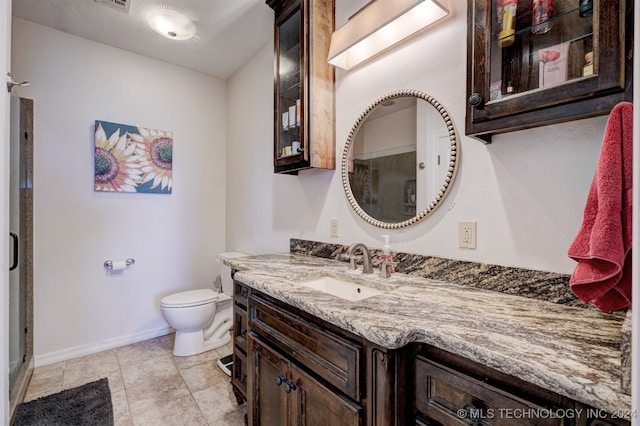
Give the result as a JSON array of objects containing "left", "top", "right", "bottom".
[{"left": 172, "top": 329, "right": 231, "bottom": 357}]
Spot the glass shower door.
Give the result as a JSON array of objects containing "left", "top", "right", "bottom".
[{"left": 9, "top": 92, "right": 26, "bottom": 392}]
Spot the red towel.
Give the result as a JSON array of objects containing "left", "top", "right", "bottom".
[{"left": 567, "top": 101, "right": 634, "bottom": 312}]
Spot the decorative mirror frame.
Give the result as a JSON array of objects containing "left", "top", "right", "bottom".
[{"left": 341, "top": 90, "right": 460, "bottom": 229}]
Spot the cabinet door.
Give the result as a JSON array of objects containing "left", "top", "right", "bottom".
[
  {"left": 248, "top": 333, "right": 290, "bottom": 426},
  {"left": 289, "top": 363, "right": 362, "bottom": 426},
  {"left": 249, "top": 332, "right": 363, "bottom": 426},
  {"left": 249, "top": 292, "right": 361, "bottom": 400},
  {"left": 466, "top": 0, "right": 632, "bottom": 142},
  {"left": 273, "top": 0, "right": 308, "bottom": 173}
]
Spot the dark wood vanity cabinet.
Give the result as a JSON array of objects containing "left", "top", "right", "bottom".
[
  {"left": 266, "top": 0, "right": 335, "bottom": 174},
  {"left": 466, "top": 0, "right": 633, "bottom": 143},
  {"left": 234, "top": 281, "right": 410, "bottom": 426},
  {"left": 232, "top": 280, "right": 630, "bottom": 426}
]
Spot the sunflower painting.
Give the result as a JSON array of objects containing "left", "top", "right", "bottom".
[{"left": 94, "top": 120, "right": 173, "bottom": 194}]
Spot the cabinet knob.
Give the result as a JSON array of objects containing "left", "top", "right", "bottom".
[
  {"left": 275, "top": 374, "right": 287, "bottom": 386},
  {"left": 240, "top": 329, "right": 247, "bottom": 336},
  {"left": 468, "top": 93, "right": 484, "bottom": 109},
  {"left": 239, "top": 373, "right": 247, "bottom": 382},
  {"left": 284, "top": 381, "right": 297, "bottom": 393}
]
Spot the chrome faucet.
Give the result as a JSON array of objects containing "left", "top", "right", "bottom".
[{"left": 346, "top": 243, "right": 373, "bottom": 274}]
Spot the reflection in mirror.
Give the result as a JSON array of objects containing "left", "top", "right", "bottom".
[{"left": 342, "top": 90, "right": 459, "bottom": 229}]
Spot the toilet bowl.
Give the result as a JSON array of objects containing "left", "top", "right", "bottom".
[{"left": 160, "top": 252, "right": 248, "bottom": 357}]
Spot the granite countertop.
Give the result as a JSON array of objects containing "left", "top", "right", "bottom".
[{"left": 226, "top": 253, "right": 631, "bottom": 415}]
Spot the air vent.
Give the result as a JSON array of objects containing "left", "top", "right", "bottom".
[{"left": 95, "top": 0, "right": 131, "bottom": 13}]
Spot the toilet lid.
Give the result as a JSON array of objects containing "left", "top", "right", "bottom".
[{"left": 160, "top": 289, "right": 218, "bottom": 308}]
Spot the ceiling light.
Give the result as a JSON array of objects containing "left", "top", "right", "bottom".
[
  {"left": 147, "top": 9, "right": 196, "bottom": 40},
  {"left": 328, "top": 0, "right": 449, "bottom": 70}
]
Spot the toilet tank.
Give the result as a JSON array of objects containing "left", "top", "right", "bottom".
[{"left": 218, "top": 252, "right": 249, "bottom": 295}]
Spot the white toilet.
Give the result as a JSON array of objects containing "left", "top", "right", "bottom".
[{"left": 160, "top": 252, "right": 248, "bottom": 357}]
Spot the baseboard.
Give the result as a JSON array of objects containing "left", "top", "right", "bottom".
[{"left": 33, "top": 326, "right": 173, "bottom": 367}]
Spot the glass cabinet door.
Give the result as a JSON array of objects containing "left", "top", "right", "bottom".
[
  {"left": 466, "top": 0, "right": 632, "bottom": 143},
  {"left": 274, "top": 1, "right": 308, "bottom": 171},
  {"left": 490, "top": 0, "right": 593, "bottom": 99}
]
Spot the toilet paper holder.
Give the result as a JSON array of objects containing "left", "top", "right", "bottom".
[{"left": 104, "top": 258, "right": 135, "bottom": 270}]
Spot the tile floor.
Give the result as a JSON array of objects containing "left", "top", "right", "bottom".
[{"left": 23, "top": 334, "right": 247, "bottom": 425}]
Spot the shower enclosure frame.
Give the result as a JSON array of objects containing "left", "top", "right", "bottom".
[{"left": 8, "top": 95, "right": 34, "bottom": 420}]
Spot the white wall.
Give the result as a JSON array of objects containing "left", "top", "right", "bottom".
[
  {"left": 11, "top": 18, "right": 227, "bottom": 364},
  {"left": 226, "top": 33, "right": 339, "bottom": 254},
  {"left": 227, "top": 0, "right": 607, "bottom": 274}
]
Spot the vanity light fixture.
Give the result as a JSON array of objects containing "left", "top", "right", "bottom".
[
  {"left": 147, "top": 8, "right": 196, "bottom": 40},
  {"left": 327, "top": 0, "right": 449, "bottom": 70}
]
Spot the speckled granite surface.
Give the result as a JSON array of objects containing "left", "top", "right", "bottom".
[
  {"left": 226, "top": 252, "right": 631, "bottom": 416},
  {"left": 290, "top": 239, "right": 592, "bottom": 308}
]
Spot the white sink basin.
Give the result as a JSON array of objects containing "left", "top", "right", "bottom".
[{"left": 297, "top": 276, "right": 385, "bottom": 301}]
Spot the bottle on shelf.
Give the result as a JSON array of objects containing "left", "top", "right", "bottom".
[
  {"left": 288, "top": 105, "right": 296, "bottom": 128},
  {"left": 496, "top": 0, "right": 518, "bottom": 47},
  {"left": 505, "top": 81, "right": 515, "bottom": 96},
  {"left": 532, "top": 0, "right": 553, "bottom": 35}
]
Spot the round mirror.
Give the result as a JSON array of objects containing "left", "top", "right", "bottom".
[{"left": 341, "top": 90, "right": 459, "bottom": 229}]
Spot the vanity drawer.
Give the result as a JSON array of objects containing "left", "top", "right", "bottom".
[
  {"left": 415, "top": 356, "right": 560, "bottom": 426},
  {"left": 249, "top": 292, "right": 361, "bottom": 400}
]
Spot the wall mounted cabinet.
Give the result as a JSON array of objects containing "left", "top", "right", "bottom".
[
  {"left": 267, "top": 0, "right": 335, "bottom": 174},
  {"left": 466, "top": 0, "right": 633, "bottom": 143}
]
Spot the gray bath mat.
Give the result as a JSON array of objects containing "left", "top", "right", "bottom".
[{"left": 14, "top": 378, "right": 113, "bottom": 425}]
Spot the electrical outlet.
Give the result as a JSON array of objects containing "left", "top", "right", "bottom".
[
  {"left": 330, "top": 218, "right": 339, "bottom": 238},
  {"left": 458, "top": 221, "right": 477, "bottom": 249}
]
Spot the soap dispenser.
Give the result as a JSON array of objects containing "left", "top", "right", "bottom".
[{"left": 380, "top": 235, "right": 395, "bottom": 273}]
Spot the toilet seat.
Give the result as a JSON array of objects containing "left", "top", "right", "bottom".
[{"left": 160, "top": 289, "right": 217, "bottom": 308}]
